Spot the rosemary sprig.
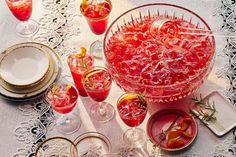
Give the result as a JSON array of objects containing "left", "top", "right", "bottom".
[
  {"left": 191, "top": 94, "right": 217, "bottom": 123},
  {"left": 137, "top": 93, "right": 147, "bottom": 110},
  {"left": 51, "top": 84, "right": 59, "bottom": 97},
  {"left": 86, "top": 77, "right": 96, "bottom": 90}
]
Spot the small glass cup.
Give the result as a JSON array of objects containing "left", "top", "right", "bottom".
[
  {"left": 82, "top": 66, "right": 115, "bottom": 123},
  {"left": 5, "top": 0, "right": 39, "bottom": 37},
  {"left": 74, "top": 132, "right": 112, "bottom": 156},
  {"left": 35, "top": 137, "right": 78, "bottom": 157},
  {"left": 67, "top": 51, "right": 94, "bottom": 97},
  {"left": 117, "top": 92, "right": 148, "bottom": 147},
  {"left": 80, "top": 0, "right": 112, "bottom": 58},
  {"left": 45, "top": 79, "right": 81, "bottom": 134}
]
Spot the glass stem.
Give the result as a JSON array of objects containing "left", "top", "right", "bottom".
[
  {"left": 98, "top": 102, "right": 106, "bottom": 116},
  {"left": 64, "top": 116, "right": 71, "bottom": 124},
  {"left": 89, "top": 40, "right": 103, "bottom": 59},
  {"left": 97, "top": 39, "right": 102, "bottom": 47},
  {"left": 22, "top": 21, "right": 29, "bottom": 31},
  {"left": 56, "top": 112, "right": 71, "bottom": 125},
  {"left": 131, "top": 127, "right": 137, "bottom": 138}
]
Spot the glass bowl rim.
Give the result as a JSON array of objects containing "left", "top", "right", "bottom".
[
  {"left": 79, "top": 0, "right": 113, "bottom": 21},
  {"left": 82, "top": 66, "right": 112, "bottom": 92},
  {"left": 44, "top": 79, "right": 79, "bottom": 106},
  {"left": 117, "top": 92, "right": 148, "bottom": 118}
]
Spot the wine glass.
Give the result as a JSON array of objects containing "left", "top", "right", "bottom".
[
  {"left": 67, "top": 48, "right": 94, "bottom": 97},
  {"left": 80, "top": 0, "right": 112, "bottom": 59},
  {"left": 45, "top": 79, "right": 81, "bottom": 134},
  {"left": 5, "top": 0, "right": 39, "bottom": 37},
  {"left": 82, "top": 66, "right": 115, "bottom": 123},
  {"left": 117, "top": 92, "right": 148, "bottom": 147}
]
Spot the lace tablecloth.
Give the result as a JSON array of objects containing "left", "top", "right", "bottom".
[{"left": 0, "top": 0, "right": 236, "bottom": 156}]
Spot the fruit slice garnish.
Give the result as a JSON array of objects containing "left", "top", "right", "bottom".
[
  {"left": 177, "top": 118, "right": 192, "bottom": 131},
  {"left": 122, "top": 93, "right": 141, "bottom": 101},
  {"left": 73, "top": 47, "right": 87, "bottom": 58},
  {"left": 81, "top": 0, "right": 89, "bottom": 12},
  {"left": 167, "top": 138, "right": 185, "bottom": 148},
  {"left": 70, "top": 47, "right": 87, "bottom": 68},
  {"left": 66, "top": 83, "right": 73, "bottom": 92},
  {"left": 167, "top": 130, "right": 182, "bottom": 140},
  {"left": 84, "top": 69, "right": 104, "bottom": 90},
  {"left": 167, "top": 130, "right": 193, "bottom": 140},
  {"left": 180, "top": 131, "right": 193, "bottom": 139}
]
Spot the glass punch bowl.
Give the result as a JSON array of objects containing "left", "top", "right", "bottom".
[{"left": 103, "top": 3, "right": 215, "bottom": 103}]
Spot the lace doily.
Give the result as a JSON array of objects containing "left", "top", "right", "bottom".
[
  {"left": 209, "top": 0, "right": 236, "bottom": 156},
  {"left": 13, "top": 0, "right": 81, "bottom": 156},
  {"left": 13, "top": 98, "right": 55, "bottom": 157},
  {"left": 13, "top": 0, "right": 236, "bottom": 157},
  {"left": 213, "top": 0, "right": 236, "bottom": 106}
]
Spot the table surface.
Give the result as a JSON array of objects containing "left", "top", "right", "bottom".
[{"left": 1, "top": 0, "right": 236, "bottom": 157}]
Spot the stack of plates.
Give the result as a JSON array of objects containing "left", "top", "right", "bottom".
[{"left": 0, "top": 42, "right": 61, "bottom": 101}]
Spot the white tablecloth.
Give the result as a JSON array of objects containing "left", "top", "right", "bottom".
[{"left": 1, "top": 0, "right": 236, "bottom": 156}]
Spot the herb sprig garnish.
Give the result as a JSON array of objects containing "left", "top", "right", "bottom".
[
  {"left": 51, "top": 84, "right": 59, "bottom": 98},
  {"left": 191, "top": 94, "right": 217, "bottom": 123},
  {"left": 137, "top": 93, "right": 147, "bottom": 110},
  {"left": 85, "top": 77, "right": 96, "bottom": 91}
]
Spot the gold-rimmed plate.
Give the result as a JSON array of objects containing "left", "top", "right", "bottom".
[
  {"left": 0, "top": 55, "right": 54, "bottom": 94},
  {"left": 0, "top": 42, "right": 62, "bottom": 101},
  {"left": 0, "top": 45, "right": 50, "bottom": 87}
]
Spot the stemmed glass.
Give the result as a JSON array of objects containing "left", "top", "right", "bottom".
[
  {"left": 117, "top": 92, "right": 148, "bottom": 147},
  {"left": 80, "top": 0, "right": 112, "bottom": 59},
  {"left": 45, "top": 79, "right": 81, "bottom": 134},
  {"left": 82, "top": 66, "right": 115, "bottom": 123},
  {"left": 67, "top": 48, "right": 94, "bottom": 97},
  {"left": 5, "top": 0, "right": 39, "bottom": 37}
]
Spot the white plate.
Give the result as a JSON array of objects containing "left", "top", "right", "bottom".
[
  {"left": 190, "top": 91, "right": 236, "bottom": 136},
  {"left": 0, "top": 42, "right": 62, "bottom": 100},
  {"left": 0, "top": 56, "right": 54, "bottom": 94},
  {"left": 0, "top": 46, "right": 50, "bottom": 86}
]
